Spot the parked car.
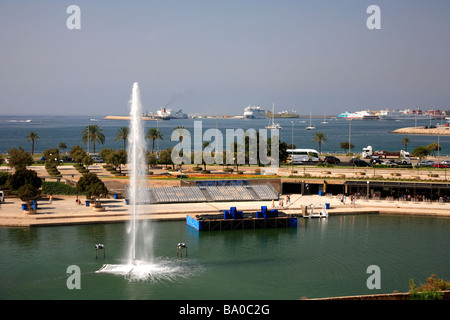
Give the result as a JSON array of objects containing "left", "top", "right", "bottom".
[
  {"left": 382, "top": 160, "right": 398, "bottom": 166},
  {"left": 349, "top": 158, "right": 370, "bottom": 167},
  {"left": 441, "top": 160, "right": 450, "bottom": 165},
  {"left": 417, "top": 160, "right": 435, "bottom": 167},
  {"left": 60, "top": 156, "right": 73, "bottom": 163},
  {"left": 324, "top": 156, "right": 340, "bottom": 164},
  {"left": 434, "top": 163, "right": 450, "bottom": 168},
  {"left": 91, "top": 156, "right": 104, "bottom": 163},
  {"left": 370, "top": 156, "right": 383, "bottom": 164}
]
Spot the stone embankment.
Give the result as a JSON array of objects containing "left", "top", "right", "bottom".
[{"left": 391, "top": 126, "right": 450, "bottom": 135}]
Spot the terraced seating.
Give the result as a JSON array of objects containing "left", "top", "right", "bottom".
[{"left": 148, "top": 184, "right": 277, "bottom": 203}]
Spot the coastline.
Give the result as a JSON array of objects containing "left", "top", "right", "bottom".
[
  {"left": 391, "top": 126, "right": 450, "bottom": 135},
  {"left": 104, "top": 115, "right": 157, "bottom": 121}
]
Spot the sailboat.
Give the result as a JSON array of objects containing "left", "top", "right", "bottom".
[
  {"left": 321, "top": 113, "right": 328, "bottom": 124},
  {"left": 306, "top": 112, "right": 316, "bottom": 130},
  {"left": 265, "top": 102, "right": 282, "bottom": 129}
]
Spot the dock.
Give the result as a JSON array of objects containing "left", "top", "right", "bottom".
[{"left": 186, "top": 206, "right": 298, "bottom": 231}]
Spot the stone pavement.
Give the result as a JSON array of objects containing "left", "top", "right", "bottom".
[{"left": 1, "top": 193, "right": 449, "bottom": 227}]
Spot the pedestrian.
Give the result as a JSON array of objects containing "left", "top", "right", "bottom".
[
  {"left": 272, "top": 199, "right": 275, "bottom": 208},
  {"left": 49, "top": 194, "right": 53, "bottom": 204},
  {"left": 340, "top": 194, "right": 344, "bottom": 205}
]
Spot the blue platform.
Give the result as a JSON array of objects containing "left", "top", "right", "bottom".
[{"left": 187, "top": 206, "right": 297, "bottom": 231}]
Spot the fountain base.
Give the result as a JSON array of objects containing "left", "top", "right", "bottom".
[{"left": 96, "top": 258, "right": 199, "bottom": 282}]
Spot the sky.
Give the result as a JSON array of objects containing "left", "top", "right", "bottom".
[{"left": 1, "top": 0, "right": 450, "bottom": 116}]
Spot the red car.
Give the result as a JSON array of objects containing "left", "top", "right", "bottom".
[{"left": 434, "top": 163, "right": 450, "bottom": 168}]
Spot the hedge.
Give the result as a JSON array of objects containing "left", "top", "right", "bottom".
[{"left": 42, "top": 181, "right": 81, "bottom": 195}]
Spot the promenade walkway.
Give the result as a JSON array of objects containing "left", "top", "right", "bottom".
[{"left": 1, "top": 193, "right": 449, "bottom": 228}]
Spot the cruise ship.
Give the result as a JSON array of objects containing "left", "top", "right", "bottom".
[
  {"left": 337, "top": 110, "right": 379, "bottom": 120},
  {"left": 243, "top": 105, "right": 267, "bottom": 119},
  {"left": 378, "top": 109, "right": 434, "bottom": 120}
]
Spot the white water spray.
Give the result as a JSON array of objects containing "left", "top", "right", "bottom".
[
  {"left": 97, "top": 83, "right": 200, "bottom": 281},
  {"left": 127, "top": 82, "right": 150, "bottom": 263}
]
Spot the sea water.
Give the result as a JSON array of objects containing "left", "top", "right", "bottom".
[{"left": 1, "top": 115, "right": 449, "bottom": 156}]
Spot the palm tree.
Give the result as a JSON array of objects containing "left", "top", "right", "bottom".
[
  {"left": 402, "top": 137, "right": 410, "bottom": 152},
  {"left": 114, "top": 127, "right": 129, "bottom": 150},
  {"left": 82, "top": 124, "right": 105, "bottom": 154},
  {"left": 58, "top": 142, "right": 67, "bottom": 153},
  {"left": 26, "top": 132, "right": 39, "bottom": 155},
  {"left": 145, "top": 128, "right": 163, "bottom": 153},
  {"left": 313, "top": 131, "right": 328, "bottom": 154}
]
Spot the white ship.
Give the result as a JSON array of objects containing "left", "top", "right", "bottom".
[
  {"left": 337, "top": 110, "right": 379, "bottom": 120},
  {"left": 150, "top": 108, "right": 188, "bottom": 120},
  {"left": 243, "top": 105, "right": 267, "bottom": 119},
  {"left": 379, "top": 109, "right": 434, "bottom": 120}
]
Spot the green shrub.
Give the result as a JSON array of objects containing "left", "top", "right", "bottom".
[
  {"left": 409, "top": 274, "right": 450, "bottom": 300},
  {"left": 42, "top": 181, "right": 80, "bottom": 195}
]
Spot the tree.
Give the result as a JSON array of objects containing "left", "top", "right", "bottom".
[
  {"left": 146, "top": 151, "right": 157, "bottom": 168},
  {"left": 82, "top": 155, "right": 94, "bottom": 170},
  {"left": 69, "top": 145, "right": 87, "bottom": 164},
  {"left": 426, "top": 143, "right": 441, "bottom": 156},
  {"left": 159, "top": 148, "right": 173, "bottom": 169},
  {"left": 17, "top": 183, "right": 41, "bottom": 208},
  {"left": 108, "top": 149, "right": 127, "bottom": 174},
  {"left": 313, "top": 131, "right": 328, "bottom": 154},
  {"left": 146, "top": 128, "right": 163, "bottom": 153},
  {"left": 413, "top": 146, "right": 429, "bottom": 161},
  {"left": 43, "top": 148, "right": 61, "bottom": 169},
  {"left": 7, "top": 168, "right": 42, "bottom": 191},
  {"left": 58, "top": 142, "right": 67, "bottom": 153},
  {"left": 339, "top": 142, "right": 354, "bottom": 154},
  {"left": 82, "top": 124, "right": 105, "bottom": 154},
  {"left": 26, "top": 132, "right": 39, "bottom": 155},
  {"left": 115, "top": 127, "right": 129, "bottom": 150},
  {"left": 7, "top": 147, "right": 33, "bottom": 170},
  {"left": 76, "top": 172, "right": 108, "bottom": 200},
  {"left": 402, "top": 137, "right": 410, "bottom": 152}
]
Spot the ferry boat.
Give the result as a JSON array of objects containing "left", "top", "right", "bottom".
[
  {"left": 337, "top": 110, "right": 379, "bottom": 120},
  {"left": 154, "top": 108, "right": 171, "bottom": 120},
  {"left": 243, "top": 105, "right": 267, "bottom": 119},
  {"left": 149, "top": 108, "right": 188, "bottom": 120}
]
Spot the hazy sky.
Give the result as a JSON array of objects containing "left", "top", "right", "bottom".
[{"left": 1, "top": 1, "right": 450, "bottom": 116}]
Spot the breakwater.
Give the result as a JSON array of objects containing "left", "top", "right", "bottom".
[{"left": 391, "top": 126, "right": 450, "bottom": 135}]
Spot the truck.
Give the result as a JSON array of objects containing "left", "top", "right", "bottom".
[{"left": 362, "top": 146, "right": 411, "bottom": 164}]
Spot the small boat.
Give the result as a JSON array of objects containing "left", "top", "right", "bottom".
[
  {"left": 305, "top": 204, "right": 328, "bottom": 218},
  {"left": 306, "top": 112, "right": 316, "bottom": 130},
  {"left": 321, "top": 113, "right": 328, "bottom": 124},
  {"left": 266, "top": 102, "right": 282, "bottom": 129}
]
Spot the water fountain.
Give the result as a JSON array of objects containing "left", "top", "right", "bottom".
[{"left": 97, "top": 82, "right": 195, "bottom": 281}]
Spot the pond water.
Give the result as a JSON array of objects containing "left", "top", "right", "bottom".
[{"left": 1, "top": 214, "right": 449, "bottom": 300}]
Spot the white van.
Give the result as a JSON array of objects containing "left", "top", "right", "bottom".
[{"left": 287, "top": 149, "right": 320, "bottom": 164}]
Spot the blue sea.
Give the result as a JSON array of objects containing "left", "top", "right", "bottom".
[{"left": 1, "top": 115, "right": 449, "bottom": 156}]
